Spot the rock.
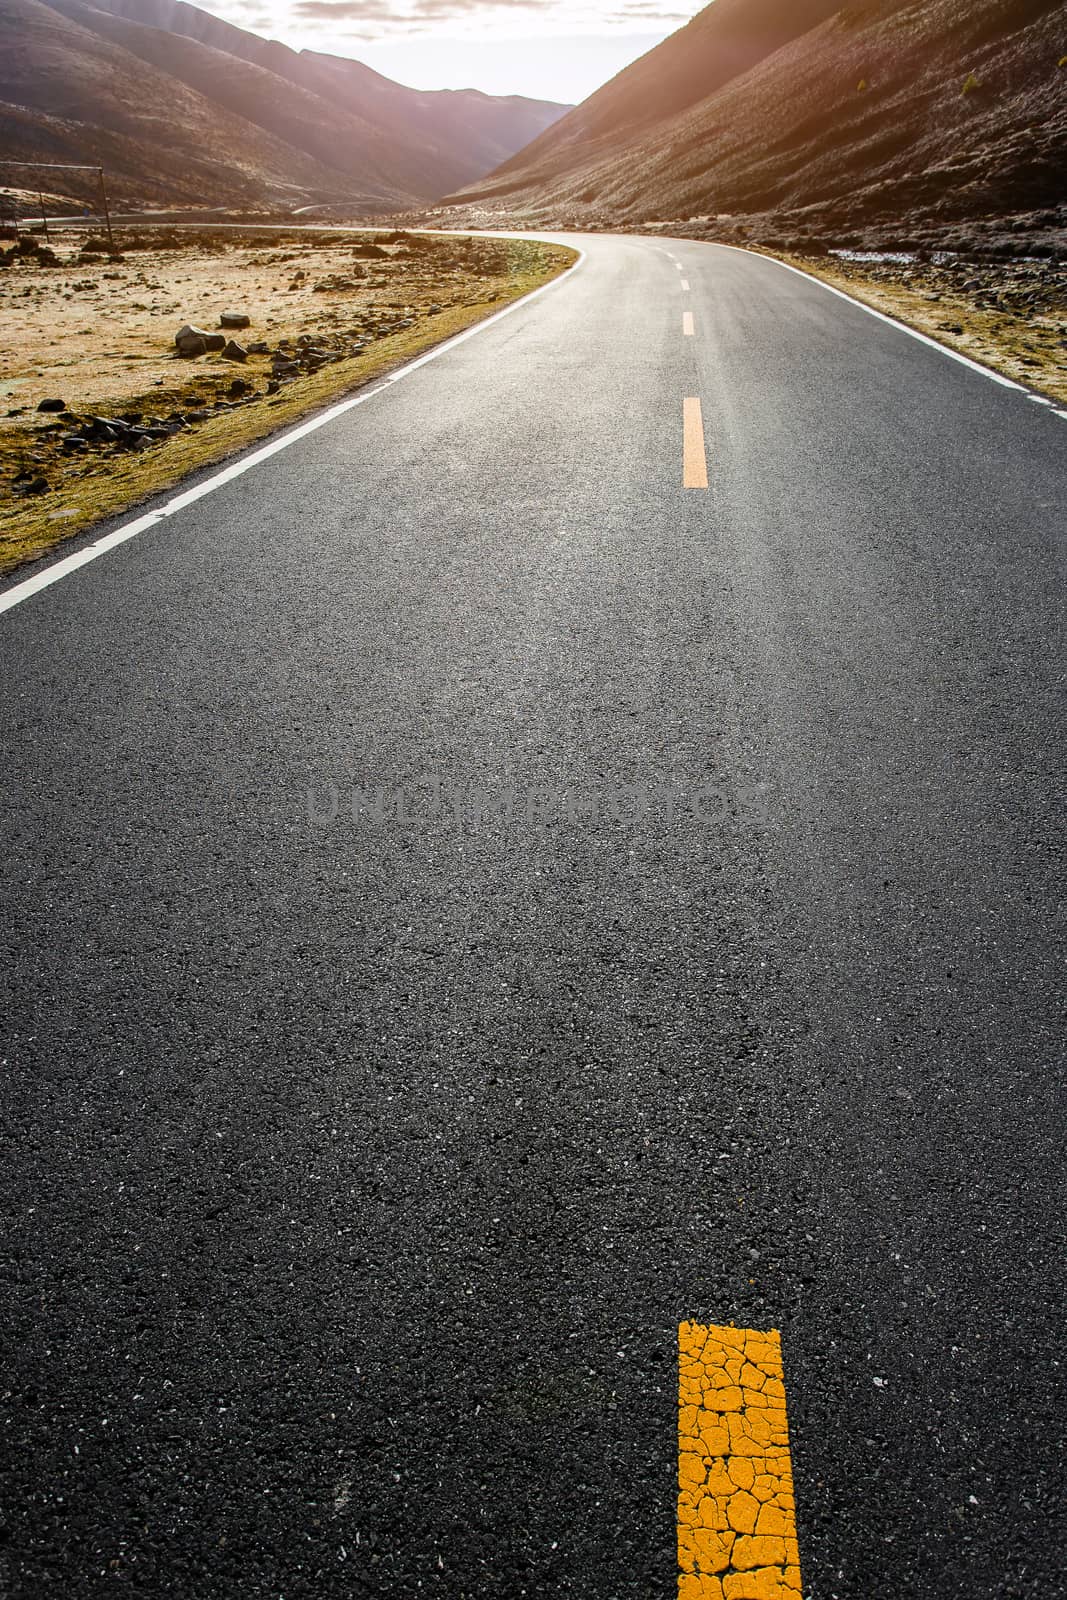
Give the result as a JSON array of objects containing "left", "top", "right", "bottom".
[
  {"left": 246, "top": 341, "right": 270, "bottom": 354},
  {"left": 175, "top": 323, "right": 213, "bottom": 354},
  {"left": 220, "top": 312, "right": 251, "bottom": 329},
  {"left": 266, "top": 380, "right": 281, "bottom": 395},
  {"left": 220, "top": 340, "right": 247, "bottom": 362},
  {"left": 37, "top": 397, "right": 66, "bottom": 413},
  {"left": 86, "top": 416, "right": 122, "bottom": 439},
  {"left": 59, "top": 434, "right": 88, "bottom": 452},
  {"left": 18, "top": 476, "right": 50, "bottom": 494},
  {"left": 228, "top": 378, "right": 253, "bottom": 397}
]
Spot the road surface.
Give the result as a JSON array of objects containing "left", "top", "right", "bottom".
[{"left": 0, "top": 234, "right": 1064, "bottom": 1598}]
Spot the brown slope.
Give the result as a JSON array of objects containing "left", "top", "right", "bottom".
[
  {"left": 297, "top": 52, "right": 569, "bottom": 195},
  {"left": 37, "top": 0, "right": 427, "bottom": 204},
  {"left": 477, "top": 0, "right": 845, "bottom": 185},
  {"left": 454, "top": 0, "right": 1067, "bottom": 239},
  {"left": 0, "top": 0, "right": 359, "bottom": 208},
  {"left": 92, "top": 0, "right": 570, "bottom": 195}
]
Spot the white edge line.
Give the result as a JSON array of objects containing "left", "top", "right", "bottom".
[
  {"left": 0, "top": 239, "right": 586, "bottom": 619},
  {"left": 714, "top": 242, "right": 1028, "bottom": 393}
]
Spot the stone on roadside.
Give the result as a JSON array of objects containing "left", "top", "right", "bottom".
[
  {"left": 37, "top": 397, "right": 66, "bottom": 413},
  {"left": 220, "top": 312, "right": 251, "bottom": 329},
  {"left": 175, "top": 324, "right": 212, "bottom": 356},
  {"left": 220, "top": 340, "right": 247, "bottom": 362}
]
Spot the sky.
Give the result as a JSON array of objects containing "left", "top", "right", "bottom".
[{"left": 212, "top": 0, "right": 700, "bottom": 102}]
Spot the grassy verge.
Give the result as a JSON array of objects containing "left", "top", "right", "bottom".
[
  {"left": 773, "top": 250, "right": 1066, "bottom": 405},
  {"left": 0, "top": 233, "right": 576, "bottom": 576}
]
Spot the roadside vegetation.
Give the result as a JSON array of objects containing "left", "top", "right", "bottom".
[
  {"left": 777, "top": 250, "right": 1066, "bottom": 405},
  {"left": 0, "top": 227, "right": 576, "bottom": 575}
]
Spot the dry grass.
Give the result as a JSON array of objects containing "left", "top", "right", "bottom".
[
  {"left": 777, "top": 251, "right": 1067, "bottom": 405},
  {"left": 0, "top": 229, "right": 576, "bottom": 574}
]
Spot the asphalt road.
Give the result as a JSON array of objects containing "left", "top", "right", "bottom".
[{"left": 0, "top": 234, "right": 1064, "bottom": 1599}]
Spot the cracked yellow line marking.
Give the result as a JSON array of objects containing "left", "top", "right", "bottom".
[
  {"left": 678, "top": 1322, "right": 803, "bottom": 1600},
  {"left": 683, "top": 398, "right": 708, "bottom": 489}
]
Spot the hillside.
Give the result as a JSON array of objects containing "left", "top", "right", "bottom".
[
  {"left": 449, "top": 0, "right": 1067, "bottom": 248},
  {"left": 0, "top": 0, "right": 568, "bottom": 213},
  {"left": 93, "top": 0, "right": 568, "bottom": 195}
]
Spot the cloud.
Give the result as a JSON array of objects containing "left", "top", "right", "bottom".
[
  {"left": 603, "top": 0, "right": 688, "bottom": 14},
  {"left": 292, "top": 0, "right": 558, "bottom": 16}
]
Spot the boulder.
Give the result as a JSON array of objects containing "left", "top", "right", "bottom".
[
  {"left": 37, "top": 397, "right": 66, "bottom": 413},
  {"left": 220, "top": 312, "right": 251, "bottom": 329},
  {"left": 220, "top": 340, "right": 247, "bottom": 363},
  {"left": 175, "top": 324, "right": 211, "bottom": 356},
  {"left": 86, "top": 416, "right": 121, "bottom": 439}
]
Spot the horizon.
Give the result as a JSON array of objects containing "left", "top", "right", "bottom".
[{"left": 203, "top": 0, "right": 701, "bottom": 101}]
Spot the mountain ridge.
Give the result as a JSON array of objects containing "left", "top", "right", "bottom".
[
  {"left": 449, "top": 0, "right": 1067, "bottom": 248},
  {"left": 0, "top": 0, "right": 570, "bottom": 213}
]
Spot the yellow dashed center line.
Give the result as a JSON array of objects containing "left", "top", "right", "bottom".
[
  {"left": 683, "top": 398, "right": 708, "bottom": 489},
  {"left": 678, "top": 1322, "right": 803, "bottom": 1600},
  {"left": 683, "top": 312, "right": 695, "bottom": 337}
]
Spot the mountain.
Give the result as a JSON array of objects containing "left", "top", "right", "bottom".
[
  {"left": 0, "top": 0, "right": 569, "bottom": 213},
  {"left": 91, "top": 0, "right": 569, "bottom": 195},
  {"left": 449, "top": 0, "right": 1067, "bottom": 243}
]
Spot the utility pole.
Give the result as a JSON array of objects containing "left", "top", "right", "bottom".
[
  {"left": 97, "top": 167, "right": 115, "bottom": 252},
  {"left": 0, "top": 161, "right": 117, "bottom": 247},
  {"left": 37, "top": 189, "right": 49, "bottom": 243}
]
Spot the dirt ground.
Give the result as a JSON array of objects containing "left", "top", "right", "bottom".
[{"left": 0, "top": 227, "right": 575, "bottom": 573}]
